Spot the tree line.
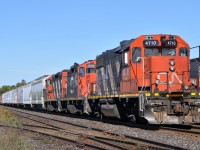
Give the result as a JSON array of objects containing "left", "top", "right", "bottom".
[{"left": 0, "top": 80, "right": 26, "bottom": 95}]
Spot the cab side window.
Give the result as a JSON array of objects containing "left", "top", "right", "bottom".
[
  {"left": 79, "top": 67, "right": 85, "bottom": 77},
  {"left": 47, "top": 80, "right": 52, "bottom": 86},
  {"left": 123, "top": 51, "right": 129, "bottom": 65},
  {"left": 132, "top": 47, "right": 141, "bottom": 63},
  {"left": 179, "top": 47, "right": 188, "bottom": 56}
]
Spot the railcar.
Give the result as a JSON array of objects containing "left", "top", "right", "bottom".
[
  {"left": 11, "top": 89, "right": 17, "bottom": 104},
  {"left": 31, "top": 75, "right": 50, "bottom": 109},
  {"left": 17, "top": 86, "right": 23, "bottom": 105},
  {"left": 2, "top": 92, "right": 7, "bottom": 104},
  {"left": 2, "top": 75, "right": 50, "bottom": 108},
  {"left": 23, "top": 82, "right": 32, "bottom": 106}
]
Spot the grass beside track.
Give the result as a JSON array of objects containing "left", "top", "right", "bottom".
[{"left": 0, "top": 108, "right": 27, "bottom": 150}]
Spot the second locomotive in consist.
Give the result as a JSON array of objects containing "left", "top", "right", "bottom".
[{"left": 2, "top": 34, "right": 200, "bottom": 124}]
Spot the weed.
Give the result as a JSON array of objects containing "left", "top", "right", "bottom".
[
  {"left": 0, "top": 128, "right": 27, "bottom": 150},
  {"left": 0, "top": 108, "right": 22, "bottom": 127},
  {"left": 0, "top": 108, "right": 26, "bottom": 150}
]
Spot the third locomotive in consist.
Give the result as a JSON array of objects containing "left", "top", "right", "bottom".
[{"left": 2, "top": 34, "right": 200, "bottom": 124}]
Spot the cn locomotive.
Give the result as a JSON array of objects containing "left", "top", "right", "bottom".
[{"left": 2, "top": 34, "right": 200, "bottom": 124}]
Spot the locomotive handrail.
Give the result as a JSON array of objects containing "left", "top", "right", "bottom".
[
  {"left": 190, "top": 45, "right": 200, "bottom": 59},
  {"left": 147, "top": 71, "right": 169, "bottom": 96},
  {"left": 147, "top": 71, "right": 192, "bottom": 94},
  {"left": 136, "top": 57, "right": 145, "bottom": 91},
  {"left": 190, "top": 45, "right": 200, "bottom": 49}
]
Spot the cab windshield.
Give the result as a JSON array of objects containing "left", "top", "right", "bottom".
[
  {"left": 144, "top": 48, "right": 176, "bottom": 56},
  {"left": 162, "top": 48, "right": 176, "bottom": 56},
  {"left": 145, "top": 48, "right": 159, "bottom": 56},
  {"left": 86, "top": 68, "right": 96, "bottom": 74}
]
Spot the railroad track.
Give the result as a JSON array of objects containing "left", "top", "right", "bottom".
[
  {"left": 0, "top": 123, "right": 109, "bottom": 150},
  {"left": 159, "top": 125, "right": 200, "bottom": 138},
  {"left": 0, "top": 105, "right": 185, "bottom": 150},
  {"left": 191, "top": 124, "right": 200, "bottom": 129},
  {"left": 0, "top": 115, "right": 137, "bottom": 149}
]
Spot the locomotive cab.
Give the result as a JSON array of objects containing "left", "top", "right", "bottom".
[
  {"left": 78, "top": 60, "right": 96, "bottom": 114},
  {"left": 78, "top": 60, "right": 96, "bottom": 97},
  {"left": 129, "top": 35, "right": 190, "bottom": 95}
]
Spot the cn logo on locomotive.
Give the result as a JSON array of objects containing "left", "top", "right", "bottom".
[{"left": 156, "top": 72, "right": 182, "bottom": 85}]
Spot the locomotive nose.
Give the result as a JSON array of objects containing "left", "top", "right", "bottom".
[{"left": 149, "top": 57, "right": 188, "bottom": 93}]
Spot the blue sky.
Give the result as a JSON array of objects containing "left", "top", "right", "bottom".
[{"left": 0, "top": 0, "right": 200, "bottom": 86}]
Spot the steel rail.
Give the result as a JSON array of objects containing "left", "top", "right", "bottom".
[{"left": 160, "top": 126, "right": 200, "bottom": 136}]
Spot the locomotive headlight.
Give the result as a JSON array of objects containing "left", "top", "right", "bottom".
[
  {"left": 170, "top": 35, "right": 176, "bottom": 40},
  {"left": 169, "top": 60, "right": 175, "bottom": 66},
  {"left": 169, "top": 65, "right": 175, "bottom": 71},
  {"left": 184, "top": 85, "right": 188, "bottom": 91}
]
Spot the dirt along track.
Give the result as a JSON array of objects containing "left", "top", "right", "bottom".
[{"left": 1, "top": 105, "right": 200, "bottom": 150}]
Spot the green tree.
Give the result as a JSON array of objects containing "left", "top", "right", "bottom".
[
  {"left": 0, "top": 79, "right": 26, "bottom": 95},
  {"left": 16, "top": 79, "right": 26, "bottom": 88},
  {"left": 0, "top": 85, "right": 14, "bottom": 95}
]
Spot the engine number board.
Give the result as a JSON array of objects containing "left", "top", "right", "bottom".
[
  {"left": 143, "top": 40, "right": 159, "bottom": 47},
  {"left": 165, "top": 40, "right": 177, "bottom": 46}
]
